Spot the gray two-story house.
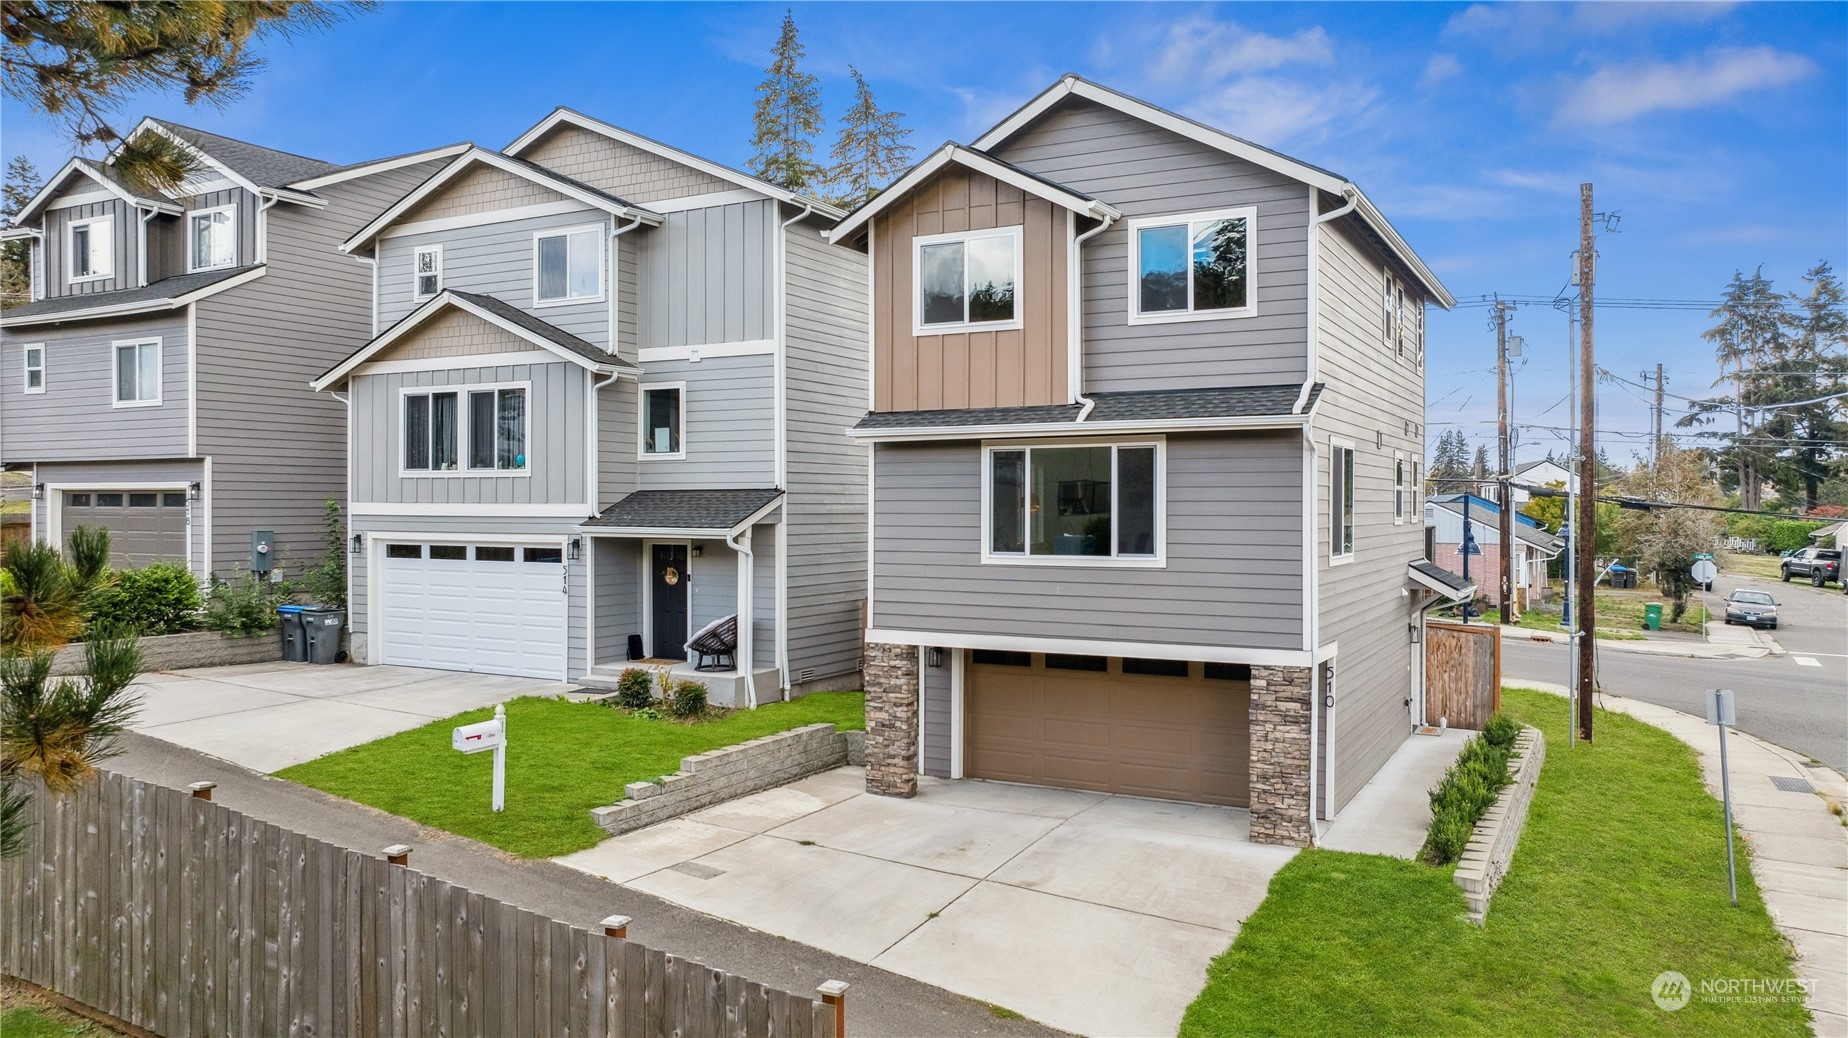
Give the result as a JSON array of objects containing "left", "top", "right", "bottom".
[
  {"left": 313, "top": 111, "right": 868, "bottom": 703},
  {"left": 1, "top": 121, "right": 462, "bottom": 577},
  {"left": 829, "top": 76, "right": 1459, "bottom": 847}
]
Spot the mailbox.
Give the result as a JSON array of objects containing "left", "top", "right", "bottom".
[
  {"left": 452, "top": 717, "right": 504, "bottom": 754},
  {"left": 250, "top": 530, "right": 275, "bottom": 573}
]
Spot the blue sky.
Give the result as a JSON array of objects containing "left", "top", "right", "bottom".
[{"left": 5, "top": 1, "right": 1843, "bottom": 466}]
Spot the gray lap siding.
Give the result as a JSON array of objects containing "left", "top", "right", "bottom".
[
  {"left": 28, "top": 458, "right": 207, "bottom": 576},
  {"left": 871, "top": 432, "right": 1304, "bottom": 651},
  {"left": 1, "top": 312, "right": 190, "bottom": 463}
]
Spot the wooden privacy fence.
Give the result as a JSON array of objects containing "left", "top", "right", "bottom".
[
  {"left": 0, "top": 772, "right": 840, "bottom": 1038},
  {"left": 1425, "top": 621, "right": 1501, "bottom": 730}
]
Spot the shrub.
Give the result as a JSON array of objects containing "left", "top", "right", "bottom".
[
  {"left": 84, "top": 562, "right": 202, "bottom": 637},
  {"left": 1419, "top": 731, "right": 1515, "bottom": 865},
  {"left": 204, "top": 574, "right": 286, "bottom": 637},
  {"left": 1, "top": 540, "right": 80, "bottom": 653},
  {"left": 301, "top": 499, "right": 347, "bottom": 610},
  {"left": 614, "top": 668, "right": 656, "bottom": 710},
  {"left": 668, "top": 679, "right": 708, "bottom": 719},
  {"left": 66, "top": 526, "right": 111, "bottom": 593},
  {"left": 1482, "top": 713, "right": 1521, "bottom": 752}
]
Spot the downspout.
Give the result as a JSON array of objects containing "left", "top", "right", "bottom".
[
  {"left": 1294, "top": 186, "right": 1358, "bottom": 414},
  {"left": 256, "top": 192, "right": 282, "bottom": 264},
  {"left": 355, "top": 254, "right": 379, "bottom": 336},
  {"left": 137, "top": 207, "right": 158, "bottom": 287},
  {"left": 333, "top": 390, "right": 353, "bottom": 612},
  {"left": 726, "top": 523, "right": 757, "bottom": 708},
  {"left": 773, "top": 202, "right": 815, "bottom": 698},
  {"left": 1069, "top": 207, "right": 1116, "bottom": 418},
  {"left": 1303, "top": 428, "right": 1321, "bottom": 844},
  {"left": 608, "top": 214, "right": 646, "bottom": 357}
]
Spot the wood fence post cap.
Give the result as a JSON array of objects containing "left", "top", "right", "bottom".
[
  {"left": 817, "top": 980, "right": 850, "bottom": 998},
  {"left": 600, "top": 914, "right": 631, "bottom": 929}
]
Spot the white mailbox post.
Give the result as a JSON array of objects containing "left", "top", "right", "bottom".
[
  {"left": 452, "top": 703, "right": 507, "bottom": 812},
  {"left": 1706, "top": 688, "right": 1737, "bottom": 906}
]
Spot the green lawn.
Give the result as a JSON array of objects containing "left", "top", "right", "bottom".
[
  {"left": 1180, "top": 688, "right": 1807, "bottom": 1038},
  {"left": 1725, "top": 554, "right": 1786, "bottom": 583},
  {"left": 1511, "top": 608, "right": 1646, "bottom": 641},
  {"left": 278, "top": 693, "right": 865, "bottom": 858},
  {"left": 0, "top": 1007, "right": 116, "bottom": 1037}
]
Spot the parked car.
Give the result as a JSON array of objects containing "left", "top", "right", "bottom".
[
  {"left": 1723, "top": 590, "right": 1780, "bottom": 629},
  {"left": 1780, "top": 547, "right": 1841, "bottom": 586}
]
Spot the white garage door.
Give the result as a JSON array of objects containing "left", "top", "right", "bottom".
[{"left": 379, "top": 542, "right": 567, "bottom": 679}]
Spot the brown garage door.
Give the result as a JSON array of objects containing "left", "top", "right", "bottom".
[
  {"left": 965, "top": 653, "right": 1251, "bottom": 806},
  {"left": 62, "top": 490, "right": 188, "bottom": 568}
]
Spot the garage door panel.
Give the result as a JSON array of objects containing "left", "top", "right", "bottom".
[{"left": 379, "top": 546, "right": 565, "bottom": 679}]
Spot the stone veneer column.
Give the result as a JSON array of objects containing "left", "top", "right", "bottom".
[
  {"left": 1248, "top": 664, "right": 1314, "bottom": 846},
  {"left": 862, "top": 642, "right": 920, "bottom": 797}
]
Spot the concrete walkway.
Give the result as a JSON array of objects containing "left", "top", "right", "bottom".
[
  {"left": 1499, "top": 622, "right": 1778, "bottom": 660},
  {"left": 1319, "top": 727, "right": 1470, "bottom": 857},
  {"left": 1514, "top": 681, "right": 1848, "bottom": 1036}
]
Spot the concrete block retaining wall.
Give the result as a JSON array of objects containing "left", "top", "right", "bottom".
[
  {"left": 50, "top": 629, "right": 283, "bottom": 676},
  {"left": 1454, "top": 727, "right": 1546, "bottom": 923},
  {"left": 590, "top": 723, "right": 854, "bottom": 836}
]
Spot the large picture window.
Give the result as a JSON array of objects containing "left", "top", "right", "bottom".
[
  {"left": 407, "top": 385, "right": 527, "bottom": 474},
  {"left": 915, "top": 227, "right": 1020, "bottom": 331},
  {"left": 112, "top": 339, "right": 160, "bottom": 406},
  {"left": 534, "top": 226, "right": 602, "bottom": 304},
  {"left": 1128, "top": 207, "right": 1254, "bottom": 323},
  {"left": 188, "top": 205, "right": 236, "bottom": 271},
  {"left": 69, "top": 217, "right": 112, "bottom": 281},
  {"left": 986, "top": 442, "right": 1161, "bottom": 564},
  {"left": 1331, "top": 442, "right": 1355, "bottom": 560}
]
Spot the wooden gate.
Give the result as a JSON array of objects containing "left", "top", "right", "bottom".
[{"left": 1425, "top": 621, "right": 1501, "bottom": 730}]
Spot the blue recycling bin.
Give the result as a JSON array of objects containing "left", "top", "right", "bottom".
[{"left": 277, "top": 605, "right": 307, "bottom": 662}]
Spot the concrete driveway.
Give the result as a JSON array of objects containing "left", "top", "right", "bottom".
[
  {"left": 127, "top": 662, "right": 570, "bottom": 772},
  {"left": 556, "top": 768, "right": 1297, "bottom": 1037}
]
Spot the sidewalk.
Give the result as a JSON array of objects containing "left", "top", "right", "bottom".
[
  {"left": 1498, "top": 622, "right": 1777, "bottom": 660},
  {"left": 1510, "top": 680, "right": 1848, "bottom": 1037}
]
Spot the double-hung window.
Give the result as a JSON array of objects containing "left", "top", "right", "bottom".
[
  {"left": 915, "top": 227, "right": 1020, "bottom": 332},
  {"left": 112, "top": 339, "right": 160, "bottom": 407},
  {"left": 188, "top": 205, "right": 236, "bottom": 271},
  {"left": 534, "top": 226, "right": 602, "bottom": 305},
  {"left": 404, "top": 385, "right": 527, "bottom": 474},
  {"left": 1128, "top": 206, "right": 1254, "bottom": 323},
  {"left": 413, "top": 245, "right": 443, "bottom": 301},
  {"left": 69, "top": 217, "right": 112, "bottom": 281},
  {"left": 640, "top": 383, "right": 684, "bottom": 458},
  {"left": 1331, "top": 442, "right": 1356, "bottom": 560},
  {"left": 23, "top": 344, "right": 46, "bottom": 394},
  {"left": 985, "top": 442, "right": 1161, "bottom": 564}
]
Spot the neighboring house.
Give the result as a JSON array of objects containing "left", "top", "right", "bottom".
[
  {"left": 1425, "top": 498, "right": 1561, "bottom": 608},
  {"left": 0, "top": 122, "right": 463, "bottom": 575},
  {"left": 1808, "top": 521, "right": 1842, "bottom": 549},
  {"left": 827, "top": 76, "right": 1456, "bottom": 847},
  {"left": 312, "top": 113, "right": 868, "bottom": 703},
  {"left": 1504, "top": 456, "right": 1572, "bottom": 507}
]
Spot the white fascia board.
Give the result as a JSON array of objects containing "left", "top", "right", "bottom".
[
  {"left": 866, "top": 628, "right": 1314, "bottom": 669},
  {"left": 340, "top": 148, "right": 663, "bottom": 254},
  {"left": 129, "top": 120, "right": 262, "bottom": 195},
  {"left": 286, "top": 143, "right": 474, "bottom": 189},
  {"left": 826, "top": 144, "right": 1114, "bottom": 244},
  {"left": 845, "top": 412, "right": 1310, "bottom": 442},
  {"left": 14, "top": 159, "right": 178, "bottom": 224},
  {"left": 504, "top": 108, "right": 844, "bottom": 221},
  {"left": 0, "top": 266, "right": 267, "bottom": 328},
  {"left": 1351, "top": 193, "right": 1455, "bottom": 308}
]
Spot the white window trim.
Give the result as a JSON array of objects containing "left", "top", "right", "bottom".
[
  {"left": 1394, "top": 450, "right": 1407, "bottom": 525},
  {"left": 22, "top": 343, "right": 46, "bottom": 395},
  {"left": 913, "top": 225, "right": 1024, "bottom": 336},
  {"left": 397, "top": 381, "right": 534, "bottom": 478},
  {"left": 980, "top": 437, "right": 1167, "bottom": 568},
  {"left": 637, "top": 380, "right": 687, "bottom": 461},
  {"left": 1125, "top": 205, "right": 1258, "bottom": 326},
  {"left": 1330, "top": 436, "right": 1355, "bottom": 565},
  {"left": 68, "top": 216, "right": 113, "bottom": 282},
  {"left": 412, "top": 243, "right": 443, "bottom": 302},
  {"left": 531, "top": 223, "right": 606, "bottom": 308},
  {"left": 186, "top": 203, "right": 238, "bottom": 272},
  {"left": 111, "top": 337, "right": 161, "bottom": 408}
]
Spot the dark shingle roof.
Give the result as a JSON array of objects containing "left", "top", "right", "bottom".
[
  {"left": 0, "top": 265, "right": 258, "bottom": 324},
  {"left": 1410, "top": 560, "right": 1475, "bottom": 596},
  {"left": 155, "top": 122, "right": 340, "bottom": 189},
  {"left": 851, "top": 383, "right": 1319, "bottom": 432},
  {"left": 583, "top": 489, "right": 784, "bottom": 533},
  {"left": 446, "top": 291, "right": 622, "bottom": 367}
]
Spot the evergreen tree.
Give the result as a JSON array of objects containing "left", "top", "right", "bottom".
[
  {"left": 748, "top": 9, "right": 824, "bottom": 192},
  {"left": 1678, "top": 268, "right": 1786, "bottom": 509},
  {"left": 1428, "top": 429, "right": 1471, "bottom": 494},
  {"left": 2, "top": 157, "right": 42, "bottom": 310},
  {"left": 2, "top": 2, "right": 366, "bottom": 191},
  {"left": 1471, "top": 444, "right": 1490, "bottom": 482},
  {"left": 1768, "top": 262, "right": 1848, "bottom": 510},
  {"left": 825, "top": 66, "right": 912, "bottom": 207}
]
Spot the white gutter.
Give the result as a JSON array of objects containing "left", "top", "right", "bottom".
[
  {"left": 1295, "top": 187, "right": 1358, "bottom": 414},
  {"left": 137, "top": 206, "right": 158, "bottom": 287},
  {"left": 1068, "top": 208, "right": 1116, "bottom": 417},
  {"left": 607, "top": 214, "right": 646, "bottom": 357},
  {"left": 586, "top": 370, "right": 622, "bottom": 514},
  {"left": 726, "top": 523, "right": 758, "bottom": 709},
  {"left": 1303, "top": 427, "right": 1321, "bottom": 843},
  {"left": 773, "top": 202, "right": 816, "bottom": 699},
  {"left": 333, "top": 390, "right": 353, "bottom": 612},
  {"left": 255, "top": 192, "right": 283, "bottom": 264}
]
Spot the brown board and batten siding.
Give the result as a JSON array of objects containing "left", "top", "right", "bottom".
[
  {"left": 516, "top": 124, "right": 733, "bottom": 203},
  {"left": 871, "top": 432, "right": 1304, "bottom": 651},
  {"left": 871, "top": 165, "right": 1068, "bottom": 413},
  {"left": 1312, "top": 210, "right": 1431, "bottom": 814},
  {"left": 987, "top": 97, "right": 1311, "bottom": 393}
]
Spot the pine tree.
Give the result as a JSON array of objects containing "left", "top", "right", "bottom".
[
  {"left": 2, "top": 157, "right": 42, "bottom": 310},
  {"left": 748, "top": 9, "right": 824, "bottom": 192},
  {"left": 1769, "top": 262, "right": 1848, "bottom": 510},
  {"left": 825, "top": 66, "right": 913, "bottom": 207},
  {"left": 1471, "top": 444, "right": 1490, "bottom": 482},
  {"left": 1428, "top": 429, "right": 1471, "bottom": 494},
  {"left": 1678, "top": 268, "right": 1786, "bottom": 509}
]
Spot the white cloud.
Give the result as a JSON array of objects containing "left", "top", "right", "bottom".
[
  {"left": 1420, "top": 54, "right": 1464, "bottom": 88},
  {"left": 1445, "top": 1, "right": 1737, "bottom": 43},
  {"left": 1554, "top": 46, "right": 1816, "bottom": 125},
  {"left": 1137, "top": 15, "right": 1334, "bottom": 83},
  {"left": 1184, "top": 77, "right": 1379, "bottom": 149}
]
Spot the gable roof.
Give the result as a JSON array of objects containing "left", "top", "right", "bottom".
[
  {"left": 971, "top": 75, "right": 1454, "bottom": 308},
  {"left": 827, "top": 143, "right": 1120, "bottom": 245},
  {"left": 340, "top": 147, "right": 663, "bottom": 253},
  {"left": 151, "top": 121, "right": 341, "bottom": 188},
  {"left": 505, "top": 107, "right": 844, "bottom": 220},
  {"left": 311, "top": 289, "right": 638, "bottom": 390},
  {"left": 1515, "top": 458, "right": 1568, "bottom": 476},
  {"left": 286, "top": 142, "right": 474, "bottom": 190},
  {"left": 0, "top": 265, "right": 263, "bottom": 328},
  {"left": 11, "top": 157, "right": 183, "bottom": 225}
]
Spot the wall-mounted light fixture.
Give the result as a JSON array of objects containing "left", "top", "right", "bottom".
[
  {"left": 690, "top": 544, "right": 703, "bottom": 558},
  {"left": 1408, "top": 622, "right": 1421, "bottom": 645},
  {"left": 568, "top": 537, "right": 582, "bottom": 561},
  {"left": 349, "top": 533, "right": 364, "bottom": 555},
  {"left": 32, "top": 483, "right": 45, "bottom": 501},
  {"left": 927, "top": 647, "right": 945, "bottom": 668},
  {"left": 187, "top": 481, "right": 202, "bottom": 501}
]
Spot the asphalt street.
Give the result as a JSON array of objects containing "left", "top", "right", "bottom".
[{"left": 1501, "top": 565, "right": 1847, "bottom": 770}]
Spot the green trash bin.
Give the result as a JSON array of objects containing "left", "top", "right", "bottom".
[{"left": 1643, "top": 602, "right": 1663, "bottom": 631}]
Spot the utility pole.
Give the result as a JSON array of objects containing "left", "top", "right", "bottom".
[
  {"left": 1575, "top": 184, "right": 1597, "bottom": 744},
  {"left": 1641, "top": 363, "right": 1666, "bottom": 465},
  {"left": 1495, "top": 299, "right": 1514, "bottom": 625}
]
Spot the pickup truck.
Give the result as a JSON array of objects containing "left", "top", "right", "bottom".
[{"left": 1781, "top": 547, "right": 1841, "bottom": 586}]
